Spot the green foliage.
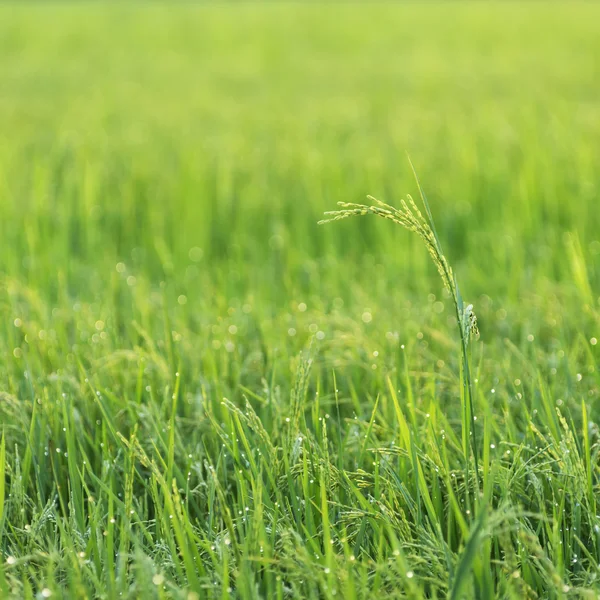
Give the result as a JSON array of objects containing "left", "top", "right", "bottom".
[{"left": 1, "top": 2, "right": 600, "bottom": 599}]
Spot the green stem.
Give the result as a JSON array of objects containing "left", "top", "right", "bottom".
[
  {"left": 453, "top": 294, "right": 481, "bottom": 505},
  {"left": 463, "top": 337, "right": 481, "bottom": 495}
]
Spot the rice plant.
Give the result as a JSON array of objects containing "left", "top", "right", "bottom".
[{"left": 320, "top": 166, "right": 482, "bottom": 502}]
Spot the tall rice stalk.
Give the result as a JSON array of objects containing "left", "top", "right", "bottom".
[{"left": 319, "top": 163, "right": 481, "bottom": 498}]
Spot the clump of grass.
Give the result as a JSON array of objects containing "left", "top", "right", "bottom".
[{"left": 320, "top": 164, "right": 482, "bottom": 497}]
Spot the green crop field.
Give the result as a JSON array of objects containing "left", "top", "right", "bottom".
[{"left": 1, "top": 2, "right": 600, "bottom": 598}]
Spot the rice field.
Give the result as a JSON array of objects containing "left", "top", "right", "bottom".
[{"left": 1, "top": 2, "right": 600, "bottom": 598}]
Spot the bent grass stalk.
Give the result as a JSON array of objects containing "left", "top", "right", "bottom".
[{"left": 319, "top": 167, "right": 482, "bottom": 499}]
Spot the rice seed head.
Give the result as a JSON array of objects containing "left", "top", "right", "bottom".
[{"left": 320, "top": 194, "right": 478, "bottom": 345}]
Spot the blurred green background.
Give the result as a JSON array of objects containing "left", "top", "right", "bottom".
[{"left": 2, "top": 2, "right": 599, "bottom": 305}]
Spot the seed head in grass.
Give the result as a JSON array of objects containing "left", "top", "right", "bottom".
[
  {"left": 319, "top": 194, "right": 461, "bottom": 325},
  {"left": 319, "top": 173, "right": 481, "bottom": 492}
]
